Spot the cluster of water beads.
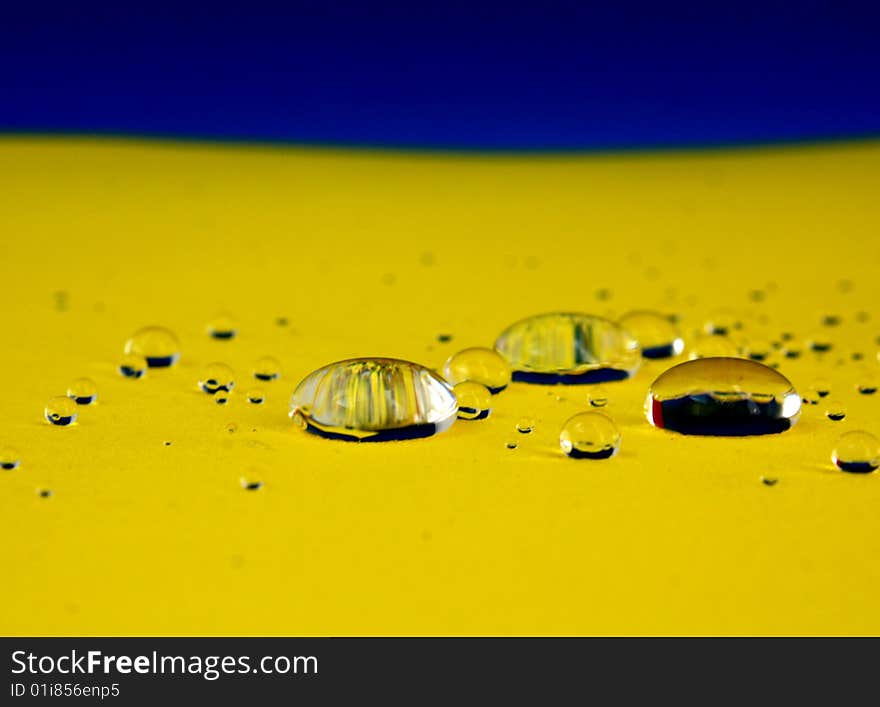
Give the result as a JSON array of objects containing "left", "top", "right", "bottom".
[
  {"left": 45, "top": 396, "right": 79, "bottom": 426},
  {"left": 0, "top": 446, "right": 21, "bottom": 470},
  {"left": 207, "top": 313, "right": 238, "bottom": 340},
  {"left": 559, "top": 412, "right": 621, "bottom": 459},
  {"left": 67, "top": 377, "right": 97, "bottom": 405},
  {"left": 832, "top": 431, "right": 880, "bottom": 473},
  {"left": 453, "top": 382, "right": 492, "bottom": 421},
  {"left": 442, "top": 347, "right": 511, "bottom": 393}
]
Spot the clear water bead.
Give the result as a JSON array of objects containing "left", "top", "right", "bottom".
[
  {"left": 246, "top": 388, "right": 265, "bottom": 404},
  {"left": 124, "top": 326, "right": 180, "bottom": 367},
  {"left": 253, "top": 356, "right": 282, "bottom": 382},
  {"left": 832, "top": 431, "right": 880, "bottom": 473},
  {"left": 199, "top": 363, "right": 235, "bottom": 394},
  {"left": 45, "top": 396, "right": 79, "bottom": 426},
  {"left": 67, "top": 377, "right": 97, "bottom": 405},
  {"left": 516, "top": 417, "right": 535, "bottom": 434},
  {"left": 825, "top": 401, "right": 847, "bottom": 421},
  {"left": 0, "top": 446, "right": 21, "bottom": 470},
  {"left": 646, "top": 357, "right": 801, "bottom": 436},
  {"left": 559, "top": 412, "right": 621, "bottom": 459},
  {"left": 454, "top": 382, "right": 492, "bottom": 420},
  {"left": 442, "top": 347, "right": 511, "bottom": 393},
  {"left": 618, "top": 310, "right": 684, "bottom": 359},
  {"left": 207, "top": 313, "right": 238, "bottom": 340},
  {"left": 495, "top": 313, "right": 640, "bottom": 385},
  {"left": 118, "top": 353, "right": 147, "bottom": 379},
  {"left": 290, "top": 358, "right": 457, "bottom": 442}
]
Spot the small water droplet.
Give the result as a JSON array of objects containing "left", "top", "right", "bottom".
[
  {"left": 38, "top": 488, "right": 53, "bottom": 498},
  {"left": 516, "top": 417, "right": 535, "bottom": 434},
  {"left": 240, "top": 478, "right": 263, "bottom": 491},
  {"left": 118, "top": 353, "right": 147, "bottom": 379},
  {"left": 207, "top": 313, "right": 238, "bottom": 340},
  {"left": 618, "top": 310, "right": 684, "bottom": 359},
  {"left": 213, "top": 391, "right": 230, "bottom": 405},
  {"left": 45, "top": 396, "right": 78, "bottom": 426},
  {"left": 704, "top": 309, "right": 741, "bottom": 336},
  {"left": 454, "top": 382, "right": 492, "bottom": 421},
  {"left": 559, "top": 411, "right": 620, "bottom": 459},
  {"left": 832, "top": 431, "right": 879, "bottom": 473},
  {"left": 226, "top": 423, "right": 238, "bottom": 433},
  {"left": 801, "top": 388, "right": 820, "bottom": 406},
  {"left": 437, "top": 334, "right": 453, "bottom": 344},
  {"left": 0, "top": 446, "right": 21, "bottom": 470},
  {"left": 857, "top": 376, "right": 878, "bottom": 395},
  {"left": 164, "top": 441, "right": 172, "bottom": 446},
  {"left": 812, "top": 378, "right": 831, "bottom": 397},
  {"left": 67, "top": 377, "right": 98, "bottom": 405},
  {"left": 124, "top": 326, "right": 180, "bottom": 367},
  {"left": 443, "top": 347, "right": 511, "bottom": 393},
  {"left": 506, "top": 441, "right": 518, "bottom": 450},
  {"left": 253, "top": 356, "right": 281, "bottom": 382},
  {"left": 246, "top": 388, "right": 265, "bottom": 404},
  {"left": 588, "top": 386, "right": 609, "bottom": 408},
  {"left": 199, "top": 363, "right": 235, "bottom": 394},
  {"left": 761, "top": 476, "right": 778, "bottom": 486},
  {"left": 825, "top": 401, "right": 847, "bottom": 421}
]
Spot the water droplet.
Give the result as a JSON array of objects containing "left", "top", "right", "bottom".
[
  {"left": 812, "top": 377, "right": 831, "bottom": 397},
  {"left": 437, "top": 334, "right": 453, "bottom": 344},
  {"left": 442, "top": 347, "right": 511, "bottom": 393},
  {"left": 588, "top": 386, "right": 609, "bottom": 408},
  {"left": 199, "top": 363, "right": 235, "bottom": 394},
  {"left": 164, "top": 441, "right": 172, "bottom": 446},
  {"left": 290, "top": 358, "right": 457, "bottom": 442},
  {"left": 688, "top": 333, "right": 739, "bottom": 359},
  {"left": 761, "top": 476, "right": 778, "bottom": 486},
  {"left": 646, "top": 357, "right": 801, "bottom": 436},
  {"left": 745, "top": 337, "right": 773, "bottom": 362},
  {"left": 66, "top": 377, "right": 97, "bottom": 405},
  {"left": 45, "top": 396, "right": 78, "bottom": 426},
  {"left": 124, "top": 326, "right": 180, "bottom": 367},
  {"left": 618, "top": 310, "right": 684, "bottom": 359},
  {"left": 225, "top": 422, "right": 237, "bottom": 433},
  {"left": 246, "top": 388, "right": 265, "bottom": 404},
  {"left": 240, "top": 478, "right": 263, "bottom": 491},
  {"left": 38, "top": 488, "right": 53, "bottom": 498},
  {"left": 454, "top": 382, "right": 492, "bottom": 421},
  {"left": 276, "top": 316, "right": 289, "bottom": 327},
  {"left": 807, "top": 330, "right": 833, "bottom": 353},
  {"left": 516, "top": 417, "right": 535, "bottom": 434},
  {"left": 825, "top": 401, "right": 847, "bottom": 421},
  {"left": 253, "top": 356, "right": 281, "bottom": 381},
  {"left": 832, "top": 431, "right": 879, "bottom": 473},
  {"left": 506, "top": 441, "right": 518, "bottom": 450},
  {"left": 783, "top": 344, "right": 802, "bottom": 360},
  {"left": 857, "top": 376, "right": 878, "bottom": 395},
  {"left": 207, "top": 313, "right": 238, "bottom": 340},
  {"left": 213, "top": 391, "right": 230, "bottom": 405},
  {"left": 495, "top": 313, "right": 640, "bottom": 385},
  {"left": 0, "top": 446, "right": 21, "bottom": 470},
  {"left": 801, "top": 388, "right": 820, "bottom": 406},
  {"left": 822, "top": 314, "right": 842, "bottom": 327},
  {"left": 704, "top": 309, "right": 741, "bottom": 336},
  {"left": 118, "top": 353, "right": 147, "bottom": 379},
  {"left": 559, "top": 412, "right": 620, "bottom": 459}
]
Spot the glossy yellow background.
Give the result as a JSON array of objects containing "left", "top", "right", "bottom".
[{"left": 1, "top": 137, "right": 879, "bottom": 635}]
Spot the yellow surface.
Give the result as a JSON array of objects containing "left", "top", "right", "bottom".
[{"left": 1, "top": 137, "right": 879, "bottom": 636}]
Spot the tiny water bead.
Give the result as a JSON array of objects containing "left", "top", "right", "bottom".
[
  {"left": 241, "top": 478, "right": 263, "bottom": 491},
  {"left": 516, "top": 417, "right": 535, "bottom": 434},
  {"left": 618, "top": 310, "right": 684, "bottom": 359},
  {"left": 207, "top": 313, "right": 238, "bottom": 340},
  {"left": 442, "top": 347, "right": 511, "bottom": 393},
  {"left": 118, "top": 353, "right": 147, "bottom": 379},
  {"left": 213, "top": 391, "right": 230, "bottom": 405},
  {"left": 857, "top": 376, "right": 878, "bottom": 395},
  {"left": 646, "top": 357, "right": 801, "bottom": 436},
  {"left": 454, "top": 382, "right": 492, "bottom": 421},
  {"left": 45, "top": 396, "right": 78, "bottom": 426},
  {"left": 704, "top": 309, "right": 741, "bottom": 336},
  {"left": 812, "top": 378, "right": 831, "bottom": 397},
  {"left": 67, "top": 377, "right": 97, "bottom": 405},
  {"left": 506, "top": 441, "right": 518, "bottom": 450},
  {"left": 495, "top": 313, "right": 640, "bottom": 385},
  {"left": 0, "top": 447, "right": 21, "bottom": 470},
  {"left": 761, "top": 476, "right": 779, "bottom": 486},
  {"left": 559, "top": 412, "right": 621, "bottom": 459},
  {"left": 246, "top": 388, "right": 265, "bottom": 404},
  {"left": 832, "top": 431, "right": 880, "bottom": 473},
  {"left": 124, "top": 326, "right": 180, "bottom": 367},
  {"left": 290, "top": 358, "right": 458, "bottom": 442},
  {"left": 745, "top": 337, "right": 773, "bottom": 362},
  {"left": 38, "top": 489, "right": 53, "bottom": 499},
  {"left": 801, "top": 388, "right": 820, "bottom": 406},
  {"left": 199, "top": 363, "right": 235, "bottom": 394},
  {"left": 588, "top": 386, "right": 609, "bottom": 408},
  {"left": 807, "top": 330, "right": 833, "bottom": 353},
  {"left": 826, "top": 401, "right": 847, "bottom": 421},
  {"left": 253, "top": 356, "right": 281, "bottom": 381}
]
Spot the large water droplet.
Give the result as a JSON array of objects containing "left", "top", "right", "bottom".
[
  {"left": 495, "top": 313, "right": 640, "bottom": 385},
  {"left": 832, "top": 431, "right": 879, "bottom": 473},
  {"left": 559, "top": 412, "right": 621, "bottom": 459},
  {"left": 290, "top": 358, "right": 457, "bottom": 442},
  {"left": 124, "top": 326, "right": 180, "bottom": 367},
  {"left": 618, "top": 310, "right": 684, "bottom": 359},
  {"left": 646, "top": 357, "right": 801, "bottom": 436},
  {"left": 442, "top": 347, "right": 511, "bottom": 393}
]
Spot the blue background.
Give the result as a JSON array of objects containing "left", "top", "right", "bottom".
[{"left": 2, "top": 1, "right": 878, "bottom": 150}]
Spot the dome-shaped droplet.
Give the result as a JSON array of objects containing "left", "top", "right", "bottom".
[
  {"left": 246, "top": 388, "right": 265, "bottom": 404},
  {"left": 199, "top": 363, "right": 235, "bottom": 394},
  {"left": 45, "top": 396, "right": 78, "bottom": 426},
  {"left": 442, "top": 347, "right": 511, "bottom": 393},
  {"left": 588, "top": 386, "right": 609, "bottom": 408},
  {"left": 618, "top": 311, "right": 684, "bottom": 359},
  {"left": 0, "top": 446, "right": 21, "bottom": 470},
  {"left": 646, "top": 357, "right": 801, "bottom": 436},
  {"left": 825, "top": 401, "right": 847, "bottom": 421},
  {"left": 124, "top": 326, "right": 180, "bottom": 367},
  {"left": 253, "top": 356, "right": 282, "bottom": 382},
  {"left": 453, "top": 381, "right": 492, "bottom": 420},
  {"left": 832, "top": 431, "right": 879, "bottom": 473},
  {"left": 67, "top": 377, "right": 98, "bottom": 405},
  {"left": 516, "top": 417, "right": 535, "bottom": 434},
  {"left": 207, "top": 313, "right": 238, "bottom": 340},
  {"left": 494, "top": 313, "right": 640, "bottom": 385},
  {"left": 290, "top": 358, "right": 457, "bottom": 442},
  {"left": 118, "top": 353, "right": 147, "bottom": 379},
  {"left": 559, "top": 412, "right": 621, "bottom": 459}
]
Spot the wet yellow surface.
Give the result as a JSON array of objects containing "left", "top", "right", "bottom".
[{"left": 1, "top": 137, "right": 879, "bottom": 635}]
